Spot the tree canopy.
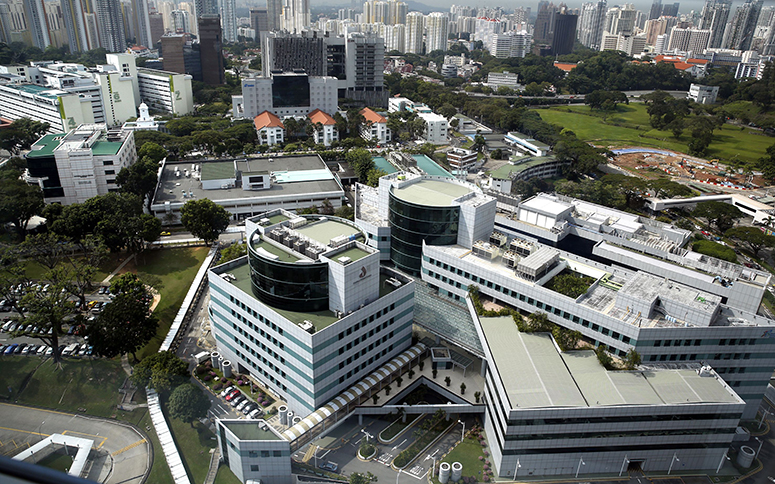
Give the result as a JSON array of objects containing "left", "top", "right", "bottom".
[
  {"left": 180, "top": 199, "right": 231, "bottom": 244},
  {"left": 0, "top": 118, "right": 50, "bottom": 154},
  {"left": 0, "top": 162, "right": 44, "bottom": 236},
  {"left": 130, "top": 351, "right": 189, "bottom": 393},
  {"left": 692, "top": 201, "right": 743, "bottom": 232},
  {"left": 725, "top": 226, "right": 775, "bottom": 256},
  {"left": 167, "top": 383, "right": 211, "bottom": 426}
]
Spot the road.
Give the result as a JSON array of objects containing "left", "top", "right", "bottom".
[{"left": 0, "top": 402, "right": 151, "bottom": 484}]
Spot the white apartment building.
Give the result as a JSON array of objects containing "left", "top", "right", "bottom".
[
  {"left": 26, "top": 124, "right": 137, "bottom": 205},
  {"left": 418, "top": 111, "right": 448, "bottom": 144},
  {"left": 254, "top": 111, "right": 285, "bottom": 146},
  {"left": 601, "top": 32, "right": 647, "bottom": 55},
  {"left": 379, "top": 24, "right": 406, "bottom": 52},
  {"left": 307, "top": 109, "right": 338, "bottom": 147},
  {"left": 487, "top": 71, "right": 520, "bottom": 89},
  {"left": 405, "top": 12, "right": 424, "bottom": 53},
  {"left": 425, "top": 12, "right": 449, "bottom": 53},
  {"left": 360, "top": 107, "right": 391, "bottom": 144},
  {"left": 668, "top": 27, "right": 712, "bottom": 52},
  {"left": 136, "top": 68, "right": 194, "bottom": 116}
]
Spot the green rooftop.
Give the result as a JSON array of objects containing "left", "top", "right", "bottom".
[
  {"left": 222, "top": 421, "right": 280, "bottom": 441},
  {"left": 201, "top": 161, "right": 235, "bottom": 181},
  {"left": 392, "top": 179, "right": 472, "bottom": 206},
  {"left": 90, "top": 141, "right": 122, "bottom": 156},
  {"left": 294, "top": 219, "right": 361, "bottom": 246},
  {"left": 27, "top": 134, "right": 64, "bottom": 158},
  {"left": 330, "top": 246, "right": 371, "bottom": 263},
  {"left": 489, "top": 157, "right": 558, "bottom": 179},
  {"left": 251, "top": 237, "right": 300, "bottom": 262},
  {"left": 267, "top": 214, "right": 290, "bottom": 225}
]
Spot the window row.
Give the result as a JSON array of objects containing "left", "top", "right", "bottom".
[
  {"left": 338, "top": 304, "right": 396, "bottom": 340},
  {"left": 231, "top": 319, "right": 285, "bottom": 364},
  {"left": 338, "top": 345, "right": 394, "bottom": 383},
  {"left": 339, "top": 320, "right": 395, "bottom": 354},
  {"left": 229, "top": 294, "right": 284, "bottom": 336},
  {"left": 339, "top": 332, "right": 394, "bottom": 369}
]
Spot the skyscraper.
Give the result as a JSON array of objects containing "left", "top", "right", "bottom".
[
  {"left": 130, "top": 0, "right": 152, "bottom": 47},
  {"left": 533, "top": 2, "right": 556, "bottom": 44},
  {"left": 199, "top": 14, "right": 224, "bottom": 85},
  {"left": 578, "top": 0, "right": 607, "bottom": 50},
  {"left": 698, "top": 0, "right": 731, "bottom": 49},
  {"left": 723, "top": 0, "right": 762, "bottom": 51},
  {"left": 194, "top": 0, "right": 218, "bottom": 18},
  {"left": 266, "top": 0, "right": 282, "bottom": 31},
  {"left": 425, "top": 12, "right": 448, "bottom": 53},
  {"left": 605, "top": 3, "right": 636, "bottom": 35},
  {"left": 61, "top": 0, "right": 91, "bottom": 52},
  {"left": 405, "top": 11, "right": 424, "bottom": 54},
  {"left": 280, "top": 0, "right": 310, "bottom": 33},
  {"left": 148, "top": 12, "right": 164, "bottom": 45},
  {"left": 96, "top": 0, "right": 126, "bottom": 52},
  {"left": 648, "top": 0, "right": 662, "bottom": 20},
  {"left": 250, "top": 8, "right": 269, "bottom": 39},
  {"left": 667, "top": 27, "right": 711, "bottom": 51},
  {"left": 24, "top": 0, "right": 51, "bottom": 49},
  {"left": 552, "top": 8, "right": 577, "bottom": 55},
  {"left": 661, "top": 3, "right": 679, "bottom": 17},
  {"left": 221, "top": 0, "right": 237, "bottom": 42}
]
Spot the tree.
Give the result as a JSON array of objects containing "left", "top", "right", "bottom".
[
  {"left": 471, "top": 135, "right": 486, "bottom": 153},
  {"left": 350, "top": 472, "right": 378, "bottom": 484},
  {"left": 692, "top": 201, "right": 743, "bottom": 232},
  {"left": 0, "top": 168, "right": 44, "bottom": 236},
  {"left": 130, "top": 350, "right": 189, "bottom": 392},
  {"left": 474, "top": 391, "right": 481, "bottom": 403},
  {"left": 396, "top": 376, "right": 403, "bottom": 387},
  {"left": 117, "top": 157, "right": 161, "bottom": 211},
  {"left": 137, "top": 142, "right": 167, "bottom": 163},
  {"left": 596, "top": 344, "right": 613, "bottom": 369},
  {"left": 725, "top": 226, "right": 775, "bottom": 256},
  {"left": 624, "top": 349, "right": 641, "bottom": 370},
  {"left": 460, "top": 382, "right": 466, "bottom": 394},
  {"left": 759, "top": 142, "right": 775, "bottom": 180},
  {"left": 444, "top": 376, "right": 451, "bottom": 387},
  {"left": 180, "top": 199, "right": 231, "bottom": 244},
  {"left": 345, "top": 148, "right": 374, "bottom": 183},
  {"left": 220, "top": 242, "right": 247, "bottom": 263},
  {"left": 0, "top": 118, "right": 49, "bottom": 154},
  {"left": 167, "top": 383, "right": 211, "bottom": 426},
  {"left": 87, "top": 274, "right": 158, "bottom": 361}
]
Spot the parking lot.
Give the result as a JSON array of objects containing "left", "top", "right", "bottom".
[{"left": 0, "top": 284, "right": 116, "bottom": 358}]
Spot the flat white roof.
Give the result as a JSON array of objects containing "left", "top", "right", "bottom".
[{"left": 521, "top": 195, "right": 572, "bottom": 217}]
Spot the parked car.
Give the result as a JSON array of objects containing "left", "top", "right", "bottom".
[
  {"left": 242, "top": 403, "right": 258, "bottom": 415},
  {"left": 4, "top": 344, "right": 18, "bottom": 355},
  {"left": 46, "top": 346, "right": 54, "bottom": 356},
  {"left": 230, "top": 395, "right": 245, "bottom": 407},
  {"left": 85, "top": 345, "right": 94, "bottom": 356},
  {"left": 37, "top": 345, "right": 48, "bottom": 355},
  {"left": 0, "top": 345, "right": 6, "bottom": 354},
  {"left": 220, "top": 386, "right": 235, "bottom": 398},
  {"left": 25, "top": 345, "right": 37, "bottom": 355},
  {"left": 225, "top": 390, "right": 241, "bottom": 402},
  {"left": 248, "top": 408, "right": 262, "bottom": 419},
  {"left": 319, "top": 462, "right": 338, "bottom": 472},
  {"left": 14, "top": 343, "right": 26, "bottom": 354},
  {"left": 235, "top": 400, "right": 250, "bottom": 412}
]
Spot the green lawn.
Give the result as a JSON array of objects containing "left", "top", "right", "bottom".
[
  {"left": 123, "top": 247, "right": 210, "bottom": 360},
  {"left": 538, "top": 104, "right": 774, "bottom": 164},
  {"left": 38, "top": 451, "right": 73, "bottom": 473},
  {"left": 214, "top": 464, "right": 243, "bottom": 484},
  {"left": 379, "top": 414, "right": 420, "bottom": 442},
  {"left": 166, "top": 407, "right": 217, "bottom": 484},
  {"left": 21, "top": 252, "right": 124, "bottom": 282},
  {"left": 13, "top": 358, "right": 125, "bottom": 417},
  {"left": 431, "top": 436, "right": 486, "bottom": 484}
]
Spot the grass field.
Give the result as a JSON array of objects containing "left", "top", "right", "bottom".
[
  {"left": 214, "top": 464, "right": 242, "bottom": 484},
  {"left": 121, "top": 247, "right": 210, "bottom": 360},
  {"left": 21, "top": 252, "right": 125, "bottom": 282},
  {"left": 431, "top": 435, "right": 486, "bottom": 484},
  {"left": 38, "top": 451, "right": 73, "bottom": 473},
  {"left": 538, "top": 104, "right": 774, "bottom": 164},
  {"left": 166, "top": 407, "right": 217, "bottom": 484}
]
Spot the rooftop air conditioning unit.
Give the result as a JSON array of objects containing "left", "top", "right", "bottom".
[{"left": 338, "top": 256, "right": 352, "bottom": 265}]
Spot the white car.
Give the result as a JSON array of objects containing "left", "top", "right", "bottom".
[
  {"left": 37, "top": 346, "right": 47, "bottom": 355},
  {"left": 248, "top": 408, "right": 262, "bottom": 419},
  {"left": 220, "top": 386, "right": 235, "bottom": 398},
  {"left": 45, "top": 346, "right": 54, "bottom": 356},
  {"left": 235, "top": 400, "right": 250, "bottom": 412}
]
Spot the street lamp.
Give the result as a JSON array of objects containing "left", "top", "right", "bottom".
[
  {"left": 668, "top": 453, "right": 679, "bottom": 475},
  {"left": 457, "top": 419, "right": 465, "bottom": 442},
  {"left": 619, "top": 455, "right": 629, "bottom": 477},
  {"left": 756, "top": 437, "right": 764, "bottom": 460},
  {"left": 575, "top": 457, "right": 585, "bottom": 478},
  {"left": 396, "top": 468, "right": 402, "bottom": 484},
  {"left": 759, "top": 408, "right": 772, "bottom": 429},
  {"left": 514, "top": 458, "right": 521, "bottom": 480},
  {"left": 716, "top": 451, "right": 730, "bottom": 474}
]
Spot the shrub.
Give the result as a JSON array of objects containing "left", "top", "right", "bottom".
[
  {"left": 483, "top": 450, "right": 489, "bottom": 456},
  {"left": 693, "top": 239, "right": 737, "bottom": 262},
  {"left": 214, "top": 383, "right": 223, "bottom": 391},
  {"left": 479, "top": 456, "right": 484, "bottom": 461},
  {"left": 483, "top": 476, "right": 490, "bottom": 482},
  {"left": 237, "top": 379, "right": 244, "bottom": 385},
  {"left": 483, "top": 464, "right": 489, "bottom": 470},
  {"left": 196, "top": 366, "right": 206, "bottom": 374},
  {"left": 204, "top": 375, "right": 212, "bottom": 381}
]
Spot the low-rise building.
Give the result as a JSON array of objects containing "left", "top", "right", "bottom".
[
  {"left": 486, "top": 71, "right": 520, "bottom": 89},
  {"left": 446, "top": 148, "right": 478, "bottom": 171},
  {"left": 25, "top": 124, "right": 137, "bottom": 205},
  {"left": 150, "top": 155, "right": 345, "bottom": 223},
  {"left": 488, "top": 156, "right": 568, "bottom": 192},
  {"left": 215, "top": 420, "right": 291, "bottom": 484},
  {"left": 504, "top": 131, "right": 551, "bottom": 157},
  {"left": 307, "top": 109, "right": 338, "bottom": 147},
  {"left": 135, "top": 68, "right": 194, "bottom": 116},
  {"left": 388, "top": 97, "right": 447, "bottom": 144},
  {"left": 233, "top": 72, "right": 339, "bottom": 119},
  {"left": 440, "top": 64, "right": 458, "bottom": 78},
  {"left": 688, "top": 83, "right": 719, "bottom": 104},
  {"left": 359, "top": 107, "right": 391, "bottom": 144},
  {"left": 254, "top": 111, "right": 285, "bottom": 146}
]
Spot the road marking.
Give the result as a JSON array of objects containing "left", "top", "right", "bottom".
[
  {"left": 392, "top": 439, "right": 406, "bottom": 450},
  {"left": 0, "top": 426, "right": 49, "bottom": 437},
  {"left": 0, "top": 402, "right": 73, "bottom": 417},
  {"left": 111, "top": 438, "right": 147, "bottom": 456},
  {"left": 62, "top": 430, "right": 108, "bottom": 449}
]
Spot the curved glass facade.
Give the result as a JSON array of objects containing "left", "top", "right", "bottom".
[
  {"left": 248, "top": 237, "right": 329, "bottom": 311},
  {"left": 388, "top": 191, "right": 460, "bottom": 275}
]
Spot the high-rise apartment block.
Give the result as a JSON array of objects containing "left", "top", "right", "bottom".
[
  {"left": 405, "top": 11, "right": 424, "bottom": 54},
  {"left": 130, "top": 0, "right": 152, "bottom": 48},
  {"left": 698, "top": 0, "right": 731, "bottom": 49},
  {"left": 221, "top": 0, "right": 237, "bottom": 42},
  {"left": 425, "top": 12, "right": 449, "bottom": 53},
  {"left": 723, "top": 0, "right": 763, "bottom": 51},
  {"left": 578, "top": 0, "right": 607, "bottom": 50},
  {"left": 97, "top": 0, "right": 126, "bottom": 52},
  {"left": 280, "top": 0, "right": 310, "bottom": 33},
  {"left": 668, "top": 27, "right": 711, "bottom": 52}
]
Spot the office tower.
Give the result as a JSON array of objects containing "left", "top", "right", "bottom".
[
  {"left": 162, "top": 34, "right": 186, "bottom": 72},
  {"left": 148, "top": 12, "right": 164, "bottom": 45},
  {"left": 405, "top": 11, "right": 423, "bottom": 53},
  {"left": 45, "top": 2, "right": 67, "bottom": 48},
  {"left": 130, "top": 0, "right": 152, "bottom": 47},
  {"left": 649, "top": 0, "right": 662, "bottom": 20},
  {"left": 489, "top": 30, "right": 532, "bottom": 58},
  {"left": 552, "top": 7, "right": 577, "bottom": 55},
  {"left": 533, "top": 2, "right": 556, "bottom": 44},
  {"left": 221, "top": 0, "right": 236, "bottom": 42},
  {"left": 194, "top": 0, "right": 217, "bottom": 18},
  {"left": 24, "top": 0, "right": 51, "bottom": 49},
  {"left": 199, "top": 14, "right": 224, "bottom": 85},
  {"left": 0, "top": 2, "right": 12, "bottom": 43},
  {"left": 266, "top": 0, "right": 282, "bottom": 31},
  {"left": 668, "top": 27, "right": 711, "bottom": 51},
  {"left": 724, "top": 0, "right": 763, "bottom": 51},
  {"left": 425, "top": 12, "right": 448, "bottom": 53},
  {"left": 661, "top": 2, "right": 679, "bottom": 17},
  {"left": 61, "top": 0, "right": 90, "bottom": 52},
  {"left": 280, "top": 0, "right": 309, "bottom": 33},
  {"left": 644, "top": 16, "right": 676, "bottom": 45},
  {"left": 578, "top": 0, "right": 607, "bottom": 50},
  {"left": 250, "top": 8, "right": 268, "bottom": 39},
  {"left": 262, "top": 31, "right": 326, "bottom": 76},
  {"left": 96, "top": 0, "right": 125, "bottom": 52},
  {"left": 698, "top": 0, "right": 731, "bottom": 49},
  {"left": 170, "top": 10, "right": 189, "bottom": 33}
]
